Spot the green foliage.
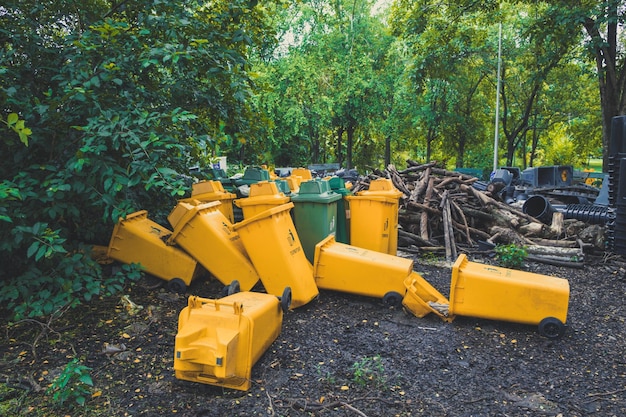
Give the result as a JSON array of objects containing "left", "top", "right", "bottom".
[
  {"left": 0, "top": 248, "right": 142, "bottom": 320},
  {"left": 0, "top": 0, "right": 277, "bottom": 318},
  {"left": 1, "top": 113, "right": 32, "bottom": 146},
  {"left": 351, "top": 355, "right": 387, "bottom": 389},
  {"left": 543, "top": 133, "right": 579, "bottom": 166},
  {"left": 46, "top": 359, "right": 94, "bottom": 408},
  {"left": 315, "top": 364, "right": 337, "bottom": 385},
  {"left": 495, "top": 244, "right": 528, "bottom": 269}
]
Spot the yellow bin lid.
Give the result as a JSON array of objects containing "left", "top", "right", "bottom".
[{"left": 357, "top": 178, "right": 403, "bottom": 198}]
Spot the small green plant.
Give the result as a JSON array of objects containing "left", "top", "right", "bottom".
[
  {"left": 420, "top": 251, "right": 442, "bottom": 264},
  {"left": 351, "top": 355, "right": 386, "bottom": 388},
  {"left": 47, "top": 358, "right": 93, "bottom": 408},
  {"left": 495, "top": 244, "right": 528, "bottom": 269},
  {"left": 315, "top": 364, "right": 337, "bottom": 385}
]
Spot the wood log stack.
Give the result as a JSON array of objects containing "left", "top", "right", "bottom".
[{"left": 356, "top": 160, "right": 604, "bottom": 267}]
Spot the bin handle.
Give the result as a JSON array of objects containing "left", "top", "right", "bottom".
[{"left": 187, "top": 296, "right": 243, "bottom": 314}]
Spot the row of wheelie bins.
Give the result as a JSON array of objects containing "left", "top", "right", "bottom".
[
  {"left": 203, "top": 165, "right": 403, "bottom": 258},
  {"left": 106, "top": 171, "right": 570, "bottom": 392}
]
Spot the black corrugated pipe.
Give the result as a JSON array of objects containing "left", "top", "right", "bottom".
[
  {"left": 522, "top": 195, "right": 554, "bottom": 224},
  {"left": 559, "top": 204, "right": 612, "bottom": 225}
]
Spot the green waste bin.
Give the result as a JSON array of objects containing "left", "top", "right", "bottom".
[
  {"left": 234, "top": 166, "right": 271, "bottom": 188},
  {"left": 291, "top": 179, "right": 342, "bottom": 263},
  {"left": 273, "top": 179, "right": 292, "bottom": 195},
  {"left": 232, "top": 166, "right": 272, "bottom": 219},
  {"left": 232, "top": 202, "right": 318, "bottom": 309},
  {"left": 328, "top": 176, "right": 352, "bottom": 244},
  {"left": 349, "top": 178, "right": 403, "bottom": 255}
]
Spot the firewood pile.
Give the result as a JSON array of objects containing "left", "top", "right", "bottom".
[{"left": 355, "top": 160, "right": 606, "bottom": 267}]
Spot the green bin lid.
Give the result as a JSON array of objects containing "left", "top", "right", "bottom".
[
  {"left": 242, "top": 166, "right": 270, "bottom": 181},
  {"left": 328, "top": 176, "right": 352, "bottom": 196},
  {"left": 273, "top": 179, "right": 291, "bottom": 195},
  {"left": 291, "top": 179, "right": 342, "bottom": 203}
]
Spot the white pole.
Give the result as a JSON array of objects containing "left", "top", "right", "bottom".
[{"left": 493, "top": 22, "right": 502, "bottom": 173}]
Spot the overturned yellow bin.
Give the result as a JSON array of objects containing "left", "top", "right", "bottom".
[
  {"left": 184, "top": 180, "right": 237, "bottom": 223},
  {"left": 402, "top": 272, "right": 453, "bottom": 321},
  {"left": 234, "top": 181, "right": 290, "bottom": 219},
  {"left": 167, "top": 201, "right": 260, "bottom": 291},
  {"left": 107, "top": 210, "right": 204, "bottom": 292},
  {"left": 174, "top": 289, "right": 289, "bottom": 391},
  {"left": 352, "top": 178, "right": 402, "bottom": 255},
  {"left": 313, "top": 235, "right": 409, "bottom": 306},
  {"left": 232, "top": 203, "right": 318, "bottom": 308},
  {"left": 449, "top": 254, "right": 569, "bottom": 338}
]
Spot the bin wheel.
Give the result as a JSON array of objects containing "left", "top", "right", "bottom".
[
  {"left": 167, "top": 278, "right": 187, "bottom": 294},
  {"left": 279, "top": 287, "right": 292, "bottom": 312},
  {"left": 538, "top": 317, "right": 565, "bottom": 339},
  {"left": 383, "top": 291, "right": 403, "bottom": 308}
]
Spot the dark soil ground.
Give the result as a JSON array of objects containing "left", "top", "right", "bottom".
[{"left": 2, "top": 250, "right": 626, "bottom": 417}]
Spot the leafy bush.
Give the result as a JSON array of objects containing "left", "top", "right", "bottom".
[
  {"left": 495, "top": 244, "right": 528, "bottom": 269},
  {"left": 0, "top": 247, "right": 142, "bottom": 320},
  {"left": 47, "top": 358, "right": 94, "bottom": 408},
  {"left": 1, "top": 0, "right": 275, "bottom": 319}
]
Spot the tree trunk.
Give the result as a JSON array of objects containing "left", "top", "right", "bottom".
[
  {"left": 385, "top": 135, "right": 391, "bottom": 168},
  {"left": 346, "top": 123, "right": 355, "bottom": 169},
  {"left": 336, "top": 126, "right": 344, "bottom": 167},
  {"left": 582, "top": 3, "right": 625, "bottom": 171},
  {"left": 426, "top": 128, "right": 434, "bottom": 162}
]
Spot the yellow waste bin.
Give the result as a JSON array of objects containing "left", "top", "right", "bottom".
[
  {"left": 285, "top": 177, "right": 300, "bottom": 193},
  {"left": 286, "top": 167, "right": 312, "bottom": 190},
  {"left": 345, "top": 195, "right": 398, "bottom": 254},
  {"left": 402, "top": 272, "right": 453, "bottom": 320},
  {"left": 291, "top": 167, "right": 313, "bottom": 181},
  {"left": 449, "top": 254, "right": 570, "bottom": 338},
  {"left": 354, "top": 178, "right": 403, "bottom": 255},
  {"left": 313, "top": 236, "right": 410, "bottom": 306},
  {"left": 232, "top": 203, "right": 319, "bottom": 308},
  {"left": 174, "top": 289, "right": 290, "bottom": 391},
  {"left": 167, "top": 201, "right": 260, "bottom": 291},
  {"left": 107, "top": 210, "right": 204, "bottom": 292},
  {"left": 184, "top": 180, "right": 237, "bottom": 223},
  {"left": 234, "top": 181, "right": 290, "bottom": 219}
]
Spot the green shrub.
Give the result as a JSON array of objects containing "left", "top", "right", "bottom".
[
  {"left": 0, "top": 246, "right": 142, "bottom": 320},
  {"left": 47, "top": 358, "right": 93, "bottom": 408},
  {"left": 495, "top": 244, "right": 528, "bottom": 269}
]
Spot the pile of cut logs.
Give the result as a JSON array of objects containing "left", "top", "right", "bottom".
[{"left": 354, "top": 160, "right": 606, "bottom": 268}]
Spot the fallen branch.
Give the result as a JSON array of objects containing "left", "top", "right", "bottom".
[
  {"left": 440, "top": 190, "right": 457, "bottom": 262},
  {"left": 401, "top": 160, "right": 437, "bottom": 174},
  {"left": 525, "top": 244, "right": 583, "bottom": 258},
  {"left": 284, "top": 396, "right": 393, "bottom": 415},
  {"left": 460, "top": 184, "right": 543, "bottom": 225},
  {"left": 387, "top": 164, "right": 411, "bottom": 197},
  {"left": 341, "top": 402, "right": 369, "bottom": 417},
  {"left": 399, "top": 229, "right": 436, "bottom": 247},
  {"left": 528, "top": 238, "right": 579, "bottom": 248},
  {"left": 8, "top": 304, "right": 72, "bottom": 359},
  {"left": 587, "top": 387, "right": 626, "bottom": 397}
]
